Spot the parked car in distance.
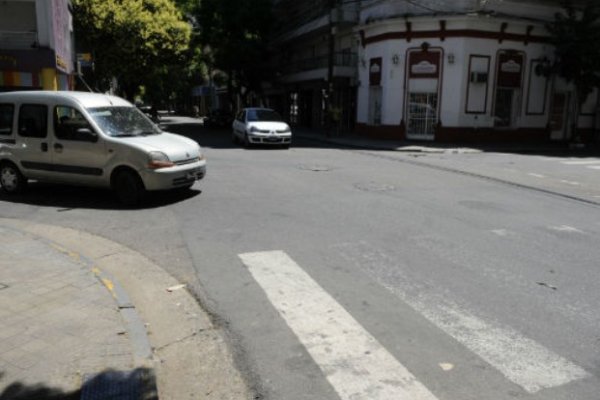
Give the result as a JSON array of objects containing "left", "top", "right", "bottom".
[
  {"left": 0, "top": 91, "right": 206, "bottom": 205},
  {"left": 204, "top": 109, "right": 233, "bottom": 128},
  {"left": 232, "top": 107, "right": 292, "bottom": 148}
]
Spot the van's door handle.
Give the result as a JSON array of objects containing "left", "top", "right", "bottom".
[
  {"left": 53, "top": 143, "right": 63, "bottom": 153},
  {"left": 41, "top": 143, "right": 48, "bottom": 152}
]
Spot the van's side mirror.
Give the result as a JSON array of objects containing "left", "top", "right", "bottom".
[{"left": 76, "top": 127, "right": 98, "bottom": 142}]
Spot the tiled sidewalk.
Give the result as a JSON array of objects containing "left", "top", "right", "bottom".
[{"left": 0, "top": 226, "right": 135, "bottom": 396}]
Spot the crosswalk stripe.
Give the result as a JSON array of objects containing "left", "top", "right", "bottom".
[
  {"left": 561, "top": 160, "right": 600, "bottom": 165},
  {"left": 333, "top": 242, "right": 590, "bottom": 394},
  {"left": 240, "top": 250, "right": 440, "bottom": 400}
]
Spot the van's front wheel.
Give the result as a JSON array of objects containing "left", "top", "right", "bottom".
[
  {"left": 113, "top": 170, "right": 145, "bottom": 206},
  {"left": 0, "top": 162, "right": 27, "bottom": 194}
]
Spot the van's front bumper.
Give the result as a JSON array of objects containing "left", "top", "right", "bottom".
[{"left": 140, "top": 160, "right": 206, "bottom": 191}]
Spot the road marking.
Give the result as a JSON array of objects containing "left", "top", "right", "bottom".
[
  {"left": 561, "top": 160, "right": 600, "bottom": 165},
  {"left": 527, "top": 172, "right": 545, "bottom": 178},
  {"left": 559, "top": 180, "right": 581, "bottom": 185},
  {"left": 239, "top": 250, "right": 440, "bottom": 400},
  {"left": 333, "top": 242, "right": 590, "bottom": 394},
  {"left": 491, "top": 229, "right": 512, "bottom": 237},
  {"left": 587, "top": 165, "right": 600, "bottom": 170},
  {"left": 549, "top": 225, "right": 584, "bottom": 233}
]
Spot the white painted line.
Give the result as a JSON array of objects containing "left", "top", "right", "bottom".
[
  {"left": 559, "top": 180, "right": 581, "bottom": 186},
  {"left": 562, "top": 160, "right": 600, "bottom": 165},
  {"left": 332, "top": 243, "right": 590, "bottom": 394},
  {"left": 491, "top": 229, "right": 511, "bottom": 237},
  {"left": 527, "top": 172, "right": 545, "bottom": 178},
  {"left": 240, "top": 250, "right": 440, "bottom": 400},
  {"left": 549, "top": 225, "right": 584, "bottom": 233},
  {"left": 587, "top": 165, "right": 600, "bottom": 170},
  {"left": 379, "top": 282, "right": 589, "bottom": 394}
]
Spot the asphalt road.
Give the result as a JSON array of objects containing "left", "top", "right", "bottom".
[{"left": 1, "top": 115, "right": 598, "bottom": 400}]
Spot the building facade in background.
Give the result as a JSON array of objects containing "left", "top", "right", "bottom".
[
  {"left": 269, "top": 0, "right": 598, "bottom": 143},
  {"left": 356, "top": 0, "right": 598, "bottom": 143},
  {"left": 267, "top": 0, "right": 360, "bottom": 132},
  {"left": 0, "top": 0, "right": 74, "bottom": 92}
]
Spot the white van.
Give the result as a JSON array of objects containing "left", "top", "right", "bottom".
[{"left": 0, "top": 91, "right": 206, "bottom": 205}]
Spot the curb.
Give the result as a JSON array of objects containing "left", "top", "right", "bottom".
[{"left": 0, "top": 218, "right": 252, "bottom": 400}]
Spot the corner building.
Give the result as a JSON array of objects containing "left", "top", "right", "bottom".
[{"left": 355, "top": 0, "right": 598, "bottom": 143}]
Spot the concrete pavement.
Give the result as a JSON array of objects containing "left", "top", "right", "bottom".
[
  {"left": 294, "top": 127, "right": 599, "bottom": 155},
  {"left": 0, "top": 218, "right": 250, "bottom": 399}
]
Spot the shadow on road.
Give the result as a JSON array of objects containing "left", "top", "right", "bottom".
[
  {"left": 0, "top": 368, "right": 157, "bottom": 400},
  {"left": 0, "top": 183, "right": 201, "bottom": 211}
]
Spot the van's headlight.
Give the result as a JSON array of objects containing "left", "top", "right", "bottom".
[{"left": 148, "top": 151, "right": 175, "bottom": 169}]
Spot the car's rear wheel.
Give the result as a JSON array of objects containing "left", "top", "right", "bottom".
[
  {"left": 113, "top": 170, "right": 145, "bottom": 206},
  {"left": 0, "top": 162, "right": 27, "bottom": 194}
]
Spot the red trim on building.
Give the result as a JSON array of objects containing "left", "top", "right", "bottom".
[{"left": 364, "top": 29, "right": 549, "bottom": 45}]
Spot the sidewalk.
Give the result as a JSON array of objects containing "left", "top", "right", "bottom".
[
  {"left": 0, "top": 219, "right": 249, "bottom": 400},
  {"left": 294, "top": 127, "right": 599, "bottom": 155}
]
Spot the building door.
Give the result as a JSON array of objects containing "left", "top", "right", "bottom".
[
  {"left": 407, "top": 92, "right": 438, "bottom": 139},
  {"left": 494, "top": 88, "right": 520, "bottom": 128},
  {"left": 368, "top": 86, "right": 382, "bottom": 125},
  {"left": 549, "top": 92, "right": 571, "bottom": 141}
]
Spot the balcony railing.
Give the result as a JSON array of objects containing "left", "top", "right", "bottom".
[
  {"left": 0, "top": 31, "right": 38, "bottom": 49},
  {"left": 281, "top": 52, "right": 357, "bottom": 75}
]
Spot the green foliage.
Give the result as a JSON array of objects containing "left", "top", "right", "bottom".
[
  {"left": 196, "top": 0, "right": 274, "bottom": 106},
  {"left": 73, "top": 0, "right": 192, "bottom": 100},
  {"left": 546, "top": 1, "right": 600, "bottom": 105}
]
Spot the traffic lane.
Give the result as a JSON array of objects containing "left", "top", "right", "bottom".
[
  {"left": 177, "top": 144, "right": 599, "bottom": 399},
  {"left": 391, "top": 151, "right": 600, "bottom": 204}
]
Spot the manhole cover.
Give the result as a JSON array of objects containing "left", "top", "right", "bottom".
[
  {"left": 0, "top": 283, "right": 8, "bottom": 290},
  {"left": 298, "top": 164, "right": 332, "bottom": 172},
  {"left": 354, "top": 182, "right": 397, "bottom": 192}
]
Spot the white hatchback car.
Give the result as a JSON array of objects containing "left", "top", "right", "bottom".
[
  {"left": 0, "top": 91, "right": 206, "bottom": 205},
  {"left": 232, "top": 107, "right": 292, "bottom": 148}
]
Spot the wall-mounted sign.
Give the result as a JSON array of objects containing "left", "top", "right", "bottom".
[
  {"left": 501, "top": 60, "right": 521, "bottom": 73},
  {"left": 497, "top": 53, "right": 524, "bottom": 88},
  {"left": 411, "top": 61, "right": 437, "bottom": 75},
  {"left": 408, "top": 50, "right": 441, "bottom": 79},
  {"left": 369, "top": 57, "right": 382, "bottom": 86}
]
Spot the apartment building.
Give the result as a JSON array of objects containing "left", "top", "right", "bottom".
[
  {"left": 267, "top": 0, "right": 361, "bottom": 131},
  {"left": 267, "top": 0, "right": 597, "bottom": 143},
  {"left": 0, "top": 0, "right": 74, "bottom": 91}
]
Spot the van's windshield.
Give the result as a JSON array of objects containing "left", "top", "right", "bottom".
[{"left": 88, "top": 106, "right": 161, "bottom": 137}]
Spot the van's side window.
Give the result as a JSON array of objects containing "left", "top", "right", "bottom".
[
  {"left": 0, "top": 104, "right": 14, "bottom": 136},
  {"left": 54, "top": 106, "right": 95, "bottom": 141},
  {"left": 18, "top": 104, "right": 47, "bottom": 138}
]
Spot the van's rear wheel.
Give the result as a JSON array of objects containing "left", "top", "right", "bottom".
[
  {"left": 0, "top": 162, "right": 27, "bottom": 194},
  {"left": 113, "top": 170, "right": 145, "bottom": 206}
]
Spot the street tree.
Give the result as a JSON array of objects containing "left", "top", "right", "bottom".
[
  {"left": 545, "top": 0, "right": 600, "bottom": 140},
  {"left": 73, "top": 0, "right": 192, "bottom": 101},
  {"left": 196, "top": 0, "right": 273, "bottom": 109}
]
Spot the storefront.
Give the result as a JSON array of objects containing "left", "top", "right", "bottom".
[{"left": 355, "top": 15, "right": 598, "bottom": 143}]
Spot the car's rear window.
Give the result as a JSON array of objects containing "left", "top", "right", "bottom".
[{"left": 247, "top": 109, "right": 283, "bottom": 122}]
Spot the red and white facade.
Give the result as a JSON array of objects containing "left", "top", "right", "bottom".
[{"left": 355, "top": 1, "right": 598, "bottom": 143}]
